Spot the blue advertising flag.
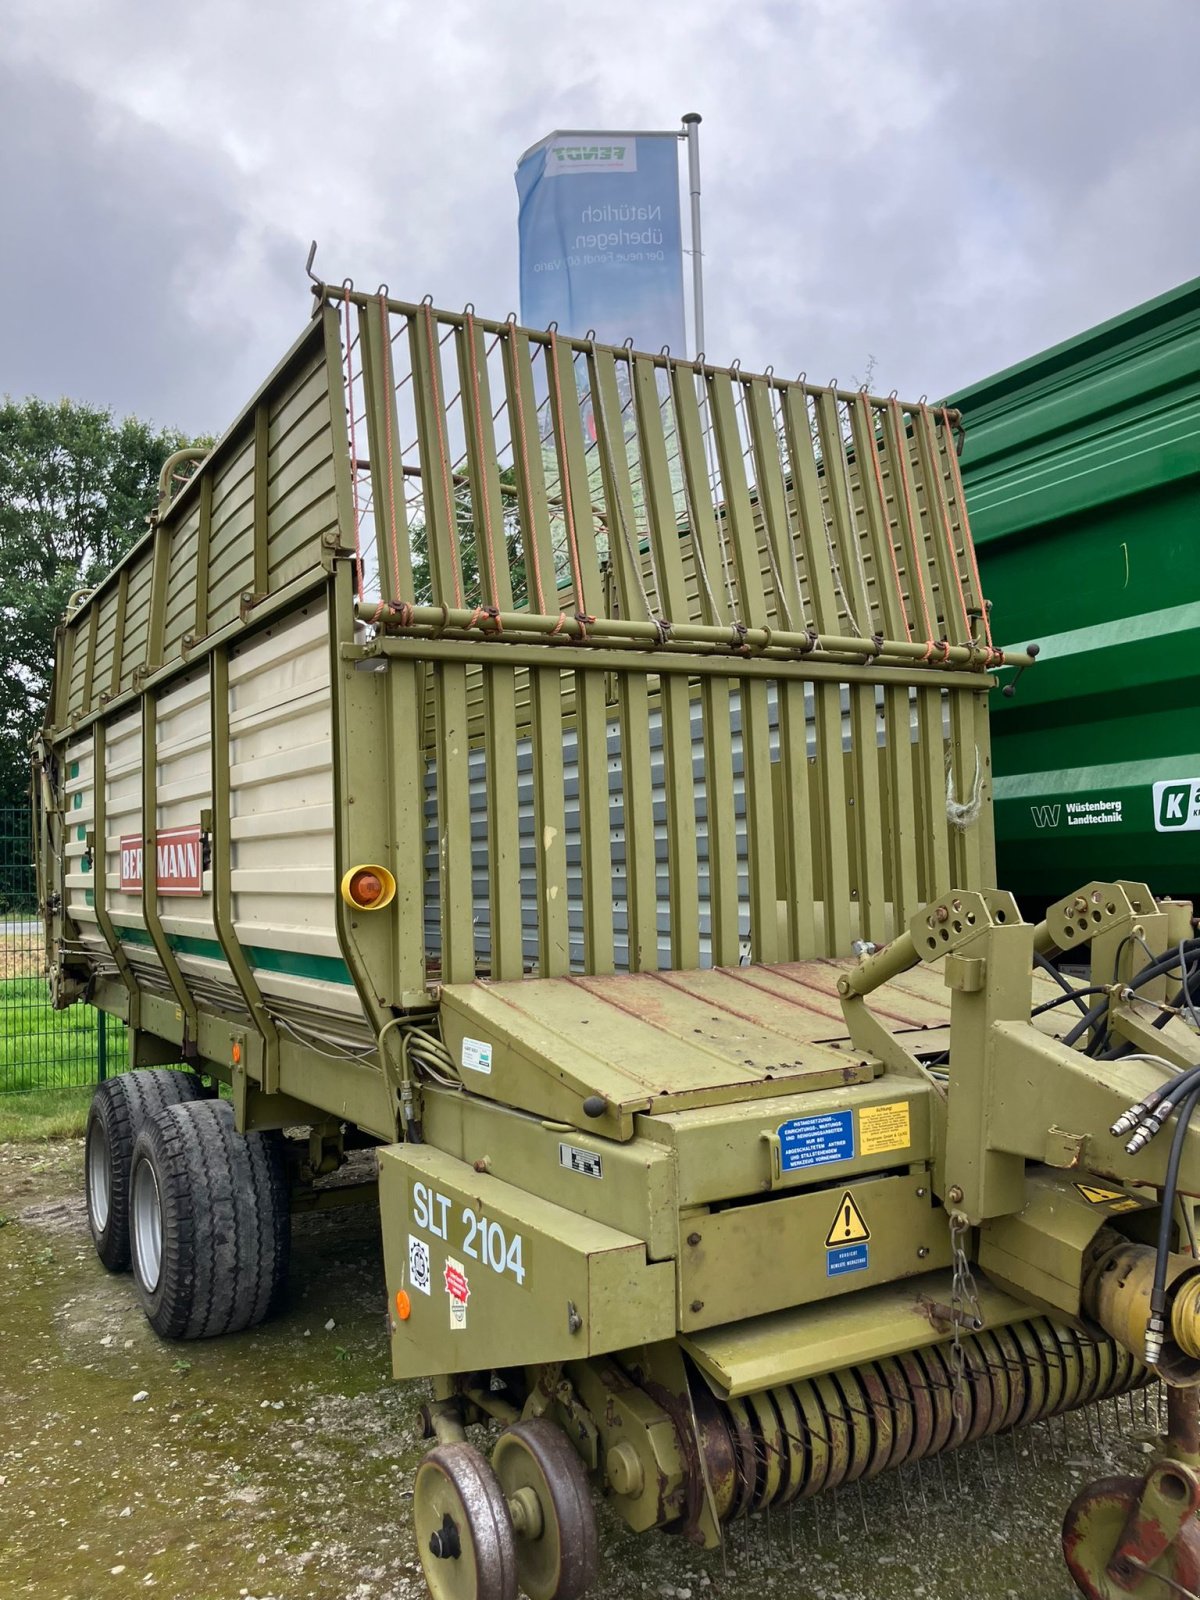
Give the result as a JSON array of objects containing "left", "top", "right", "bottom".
[{"left": 516, "top": 132, "right": 686, "bottom": 354}]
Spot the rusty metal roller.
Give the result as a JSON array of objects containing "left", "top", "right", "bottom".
[{"left": 694, "top": 1317, "right": 1151, "bottom": 1522}]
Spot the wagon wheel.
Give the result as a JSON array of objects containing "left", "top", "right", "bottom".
[
  {"left": 1062, "top": 1473, "right": 1200, "bottom": 1600},
  {"left": 492, "top": 1419, "right": 599, "bottom": 1600},
  {"left": 414, "top": 1442, "right": 518, "bottom": 1600}
]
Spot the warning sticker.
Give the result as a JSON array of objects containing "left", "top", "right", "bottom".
[
  {"left": 1075, "top": 1182, "right": 1142, "bottom": 1213},
  {"left": 445, "top": 1256, "right": 469, "bottom": 1330},
  {"left": 408, "top": 1234, "right": 432, "bottom": 1295},
  {"left": 777, "top": 1110, "right": 854, "bottom": 1172},
  {"left": 826, "top": 1243, "right": 869, "bottom": 1277},
  {"left": 825, "top": 1190, "right": 871, "bottom": 1249},
  {"left": 461, "top": 1037, "right": 492, "bottom": 1075},
  {"left": 858, "top": 1100, "right": 912, "bottom": 1157}
]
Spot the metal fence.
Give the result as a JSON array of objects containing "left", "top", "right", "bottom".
[{"left": 1, "top": 804, "right": 121, "bottom": 1093}]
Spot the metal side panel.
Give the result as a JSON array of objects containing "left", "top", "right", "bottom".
[
  {"left": 226, "top": 599, "right": 351, "bottom": 1004},
  {"left": 378, "top": 1143, "right": 676, "bottom": 1381},
  {"left": 436, "top": 964, "right": 883, "bottom": 1139},
  {"left": 681, "top": 1270, "right": 1033, "bottom": 1398}
]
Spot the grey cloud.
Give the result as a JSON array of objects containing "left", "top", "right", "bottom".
[{"left": 2, "top": 0, "right": 1198, "bottom": 435}]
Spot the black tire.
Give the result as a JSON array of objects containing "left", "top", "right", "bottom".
[
  {"left": 128, "top": 1098, "right": 291, "bottom": 1340},
  {"left": 84, "top": 1068, "right": 208, "bottom": 1272}
]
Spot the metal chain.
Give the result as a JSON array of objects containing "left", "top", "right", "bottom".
[{"left": 948, "top": 1211, "right": 984, "bottom": 1429}]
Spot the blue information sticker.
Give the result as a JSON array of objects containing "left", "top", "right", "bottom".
[
  {"left": 826, "top": 1243, "right": 870, "bottom": 1278},
  {"left": 777, "top": 1109, "right": 855, "bottom": 1172}
]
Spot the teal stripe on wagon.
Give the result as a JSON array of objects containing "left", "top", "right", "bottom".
[{"left": 118, "top": 926, "right": 355, "bottom": 985}]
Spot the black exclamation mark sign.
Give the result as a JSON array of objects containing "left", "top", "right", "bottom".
[{"left": 844, "top": 1202, "right": 853, "bottom": 1238}]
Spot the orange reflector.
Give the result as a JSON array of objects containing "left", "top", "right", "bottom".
[
  {"left": 351, "top": 870, "right": 383, "bottom": 905},
  {"left": 339, "top": 863, "right": 396, "bottom": 912},
  {"left": 394, "top": 1290, "right": 411, "bottom": 1321},
  {"left": 231, "top": 1042, "right": 242, "bottom": 1064}
]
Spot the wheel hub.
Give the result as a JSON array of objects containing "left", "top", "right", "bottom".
[{"left": 429, "top": 1513, "right": 462, "bottom": 1561}]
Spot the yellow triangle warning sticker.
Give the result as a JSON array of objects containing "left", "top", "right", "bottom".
[
  {"left": 1074, "top": 1182, "right": 1140, "bottom": 1211},
  {"left": 825, "top": 1190, "right": 871, "bottom": 1249}
]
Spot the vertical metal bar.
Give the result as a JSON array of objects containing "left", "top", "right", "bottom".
[
  {"left": 741, "top": 678, "right": 778, "bottom": 963},
  {"left": 386, "top": 658, "right": 429, "bottom": 999},
  {"left": 550, "top": 337, "right": 603, "bottom": 616},
  {"left": 917, "top": 686, "right": 952, "bottom": 896},
  {"left": 619, "top": 673, "right": 658, "bottom": 972},
  {"left": 815, "top": 682, "right": 852, "bottom": 954},
  {"left": 97, "top": 1008, "right": 107, "bottom": 1083},
  {"left": 746, "top": 378, "right": 804, "bottom": 631},
  {"left": 701, "top": 677, "right": 740, "bottom": 966},
  {"left": 882, "top": 401, "right": 935, "bottom": 645},
  {"left": 483, "top": 665, "right": 524, "bottom": 981},
  {"left": 973, "top": 688, "right": 997, "bottom": 886},
  {"left": 455, "top": 318, "right": 513, "bottom": 611},
  {"left": 777, "top": 679, "right": 816, "bottom": 957},
  {"left": 782, "top": 387, "right": 839, "bottom": 633},
  {"left": 409, "top": 308, "right": 464, "bottom": 607},
  {"left": 588, "top": 346, "right": 648, "bottom": 621},
  {"left": 633, "top": 354, "right": 690, "bottom": 620},
  {"left": 55, "top": 620, "right": 77, "bottom": 729},
  {"left": 139, "top": 690, "right": 198, "bottom": 1042},
  {"left": 81, "top": 605, "right": 99, "bottom": 718},
  {"left": 193, "top": 472, "right": 212, "bottom": 642},
  {"left": 911, "top": 406, "right": 967, "bottom": 643},
  {"left": 884, "top": 685, "right": 920, "bottom": 927},
  {"left": 434, "top": 663, "right": 474, "bottom": 983},
  {"left": 814, "top": 391, "right": 870, "bottom": 633},
  {"left": 110, "top": 568, "right": 129, "bottom": 699},
  {"left": 252, "top": 401, "right": 270, "bottom": 597},
  {"left": 145, "top": 521, "right": 171, "bottom": 673},
  {"left": 848, "top": 395, "right": 907, "bottom": 642},
  {"left": 209, "top": 647, "right": 281, "bottom": 1092},
  {"left": 670, "top": 364, "right": 731, "bottom": 626},
  {"left": 682, "top": 113, "right": 704, "bottom": 358},
  {"left": 662, "top": 676, "right": 700, "bottom": 970},
  {"left": 359, "top": 302, "right": 415, "bottom": 600},
  {"left": 531, "top": 666, "right": 570, "bottom": 977},
  {"left": 850, "top": 685, "right": 886, "bottom": 943},
  {"left": 576, "top": 669, "right": 615, "bottom": 974},
  {"left": 88, "top": 721, "right": 139, "bottom": 1021},
  {"left": 503, "top": 327, "right": 558, "bottom": 616},
  {"left": 708, "top": 372, "right": 767, "bottom": 619},
  {"left": 948, "top": 689, "right": 989, "bottom": 889}
]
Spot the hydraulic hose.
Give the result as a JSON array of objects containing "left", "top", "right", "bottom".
[{"left": 1147, "top": 1082, "right": 1200, "bottom": 1364}]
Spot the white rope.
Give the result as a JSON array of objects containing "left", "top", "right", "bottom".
[{"left": 946, "top": 747, "right": 984, "bottom": 829}]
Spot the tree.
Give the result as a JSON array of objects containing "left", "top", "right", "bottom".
[
  {"left": 406, "top": 463, "right": 530, "bottom": 609},
  {"left": 0, "top": 398, "right": 194, "bottom": 809}
]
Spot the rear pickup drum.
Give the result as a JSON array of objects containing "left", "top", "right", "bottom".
[{"left": 692, "top": 1316, "right": 1150, "bottom": 1520}]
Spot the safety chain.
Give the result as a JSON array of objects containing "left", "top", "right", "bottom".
[{"left": 948, "top": 1211, "right": 984, "bottom": 1429}]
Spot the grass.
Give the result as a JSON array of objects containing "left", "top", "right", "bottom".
[
  {"left": 1, "top": 935, "right": 125, "bottom": 1094},
  {"left": 0, "top": 1084, "right": 92, "bottom": 1141}
]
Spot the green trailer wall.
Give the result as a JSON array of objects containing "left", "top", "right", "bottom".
[{"left": 948, "top": 275, "right": 1200, "bottom": 906}]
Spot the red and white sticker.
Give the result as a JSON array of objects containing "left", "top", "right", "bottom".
[
  {"left": 445, "top": 1256, "right": 469, "bottom": 1330},
  {"left": 119, "top": 826, "right": 205, "bottom": 897}
]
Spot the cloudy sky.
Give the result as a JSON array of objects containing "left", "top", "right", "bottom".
[{"left": 3, "top": 0, "right": 1197, "bottom": 437}]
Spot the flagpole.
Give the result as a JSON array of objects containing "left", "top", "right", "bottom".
[{"left": 681, "top": 112, "right": 704, "bottom": 359}]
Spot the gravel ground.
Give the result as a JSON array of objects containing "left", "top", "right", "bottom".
[{"left": 0, "top": 1139, "right": 1165, "bottom": 1600}]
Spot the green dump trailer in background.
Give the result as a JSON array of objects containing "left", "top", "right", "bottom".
[{"left": 949, "top": 274, "right": 1200, "bottom": 910}]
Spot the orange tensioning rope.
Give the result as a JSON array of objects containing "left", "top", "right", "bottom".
[
  {"left": 377, "top": 294, "right": 401, "bottom": 600},
  {"left": 422, "top": 303, "right": 464, "bottom": 609},
  {"left": 464, "top": 312, "right": 502, "bottom": 612},
  {"left": 547, "top": 328, "right": 590, "bottom": 620},
  {"left": 506, "top": 328, "right": 547, "bottom": 614},
  {"left": 342, "top": 294, "right": 364, "bottom": 600},
  {"left": 885, "top": 397, "right": 936, "bottom": 650},
  {"left": 915, "top": 404, "right": 972, "bottom": 644},
  {"left": 857, "top": 391, "right": 912, "bottom": 643},
  {"left": 940, "top": 405, "right": 995, "bottom": 651}
]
